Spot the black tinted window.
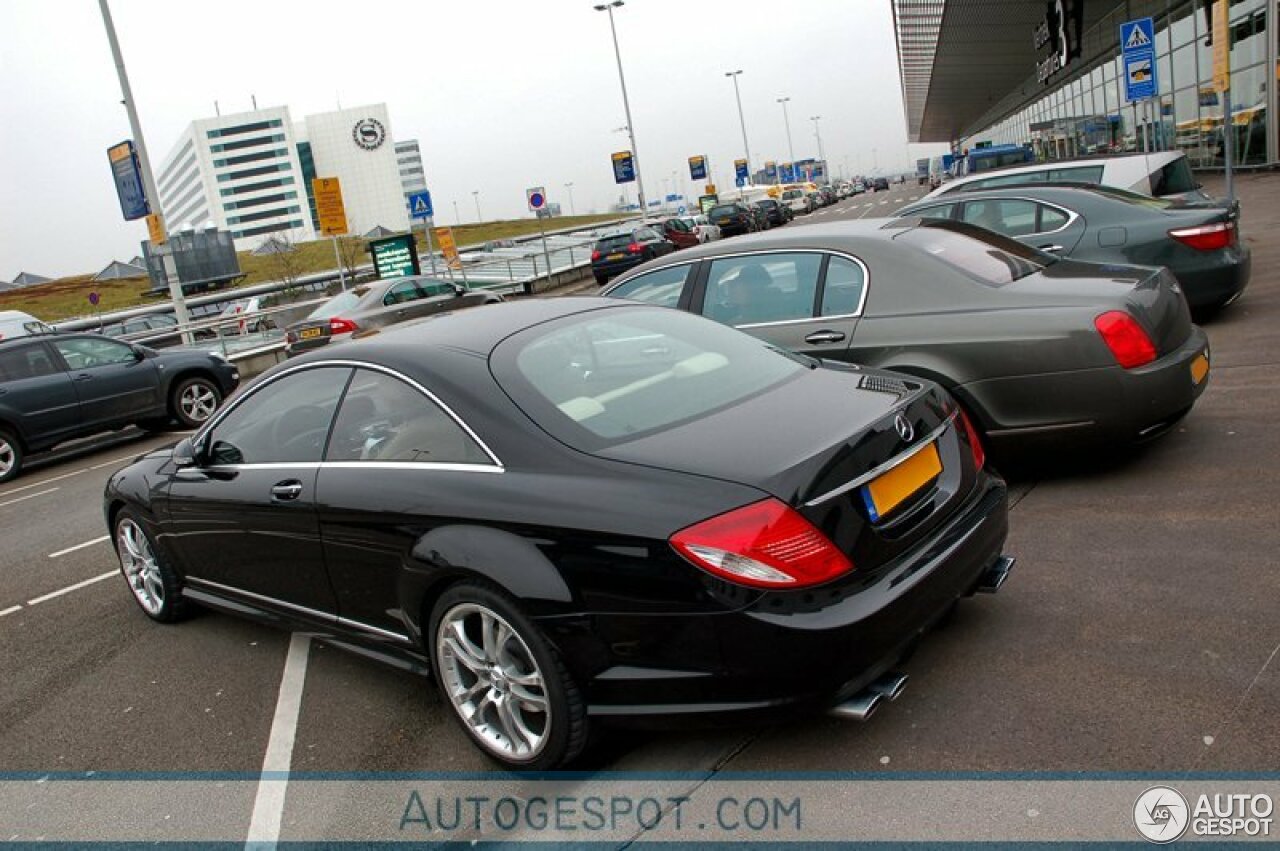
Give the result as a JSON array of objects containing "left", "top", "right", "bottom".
[
  {"left": 0, "top": 344, "right": 59, "bottom": 381},
  {"left": 608, "top": 265, "right": 691, "bottom": 308},
  {"left": 892, "top": 221, "right": 1051, "bottom": 285},
  {"left": 206, "top": 367, "right": 350, "bottom": 465},
  {"left": 1151, "top": 156, "right": 1196, "bottom": 195},
  {"left": 703, "top": 253, "right": 823, "bottom": 325},
  {"left": 597, "top": 235, "right": 633, "bottom": 251},
  {"left": 820, "top": 257, "right": 867, "bottom": 316},
  {"left": 53, "top": 338, "right": 137, "bottom": 369}
]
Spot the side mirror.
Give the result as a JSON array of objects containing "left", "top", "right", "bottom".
[
  {"left": 132, "top": 347, "right": 147, "bottom": 362},
  {"left": 172, "top": 437, "right": 198, "bottom": 468},
  {"left": 452, "top": 283, "right": 467, "bottom": 297}
]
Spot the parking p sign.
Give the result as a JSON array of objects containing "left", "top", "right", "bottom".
[{"left": 527, "top": 187, "right": 547, "bottom": 211}]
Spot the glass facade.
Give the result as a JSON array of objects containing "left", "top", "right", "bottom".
[{"left": 965, "top": 0, "right": 1272, "bottom": 167}]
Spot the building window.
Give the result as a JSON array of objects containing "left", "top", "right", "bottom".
[
  {"left": 210, "top": 134, "right": 287, "bottom": 153},
  {"left": 223, "top": 191, "right": 298, "bottom": 211},
  {"left": 207, "top": 119, "right": 283, "bottom": 139},
  {"left": 219, "top": 177, "right": 296, "bottom": 196},
  {"left": 216, "top": 163, "right": 293, "bottom": 182},
  {"left": 227, "top": 205, "right": 302, "bottom": 226},
  {"left": 232, "top": 219, "right": 305, "bottom": 239},
  {"left": 213, "top": 148, "right": 289, "bottom": 168}
]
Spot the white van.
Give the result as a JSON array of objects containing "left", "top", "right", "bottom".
[
  {"left": 0, "top": 310, "right": 54, "bottom": 341},
  {"left": 920, "top": 151, "right": 1212, "bottom": 203}
]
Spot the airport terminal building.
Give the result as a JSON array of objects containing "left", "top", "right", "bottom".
[
  {"left": 893, "top": 0, "right": 1276, "bottom": 168},
  {"left": 156, "top": 104, "right": 413, "bottom": 251}
]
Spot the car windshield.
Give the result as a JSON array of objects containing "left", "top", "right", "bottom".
[
  {"left": 497, "top": 307, "right": 806, "bottom": 449},
  {"left": 782, "top": 190, "right": 804, "bottom": 199},
  {"left": 890, "top": 219, "right": 1054, "bottom": 285},
  {"left": 308, "top": 289, "right": 365, "bottom": 320}
]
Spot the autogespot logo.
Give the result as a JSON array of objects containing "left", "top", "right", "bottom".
[{"left": 1134, "top": 786, "right": 1190, "bottom": 844}]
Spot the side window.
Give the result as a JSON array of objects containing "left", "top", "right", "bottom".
[
  {"left": 0, "top": 344, "right": 60, "bottom": 381},
  {"left": 1037, "top": 205, "right": 1070, "bottom": 232},
  {"left": 962, "top": 199, "right": 1039, "bottom": 237},
  {"left": 820, "top": 257, "right": 867, "bottom": 317},
  {"left": 910, "top": 203, "right": 955, "bottom": 221},
  {"left": 967, "top": 172, "right": 1046, "bottom": 190},
  {"left": 325, "top": 368, "right": 490, "bottom": 465},
  {"left": 52, "top": 337, "right": 138, "bottom": 370},
  {"left": 205, "top": 367, "right": 351, "bottom": 465},
  {"left": 419, "top": 279, "right": 450, "bottom": 297},
  {"left": 1046, "top": 165, "right": 1104, "bottom": 183},
  {"left": 703, "top": 253, "right": 823, "bottom": 326},
  {"left": 636, "top": 227, "right": 659, "bottom": 241},
  {"left": 383, "top": 280, "right": 423, "bottom": 306},
  {"left": 607, "top": 265, "right": 690, "bottom": 308}
]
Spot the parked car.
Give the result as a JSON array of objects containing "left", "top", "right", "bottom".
[
  {"left": 0, "top": 310, "right": 54, "bottom": 341},
  {"left": 216, "top": 296, "right": 276, "bottom": 336},
  {"left": 820, "top": 185, "right": 838, "bottom": 206},
  {"left": 807, "top": 191, "right": 826, "bottom": 209},
  {"left": 648, "top": 217, "right": 701, "bottom": 250},
  {"left": 872, "top": 177, "right": 891, "bottom": 192},
  {"left": 852, "top": 181, "right": 867, "bottom": 195},
  {"left": 104, "top": 298, "right": 1012, "bottom": 770},
  {"left": 896, "top": 184, "right": 1250, "bottom": 311},
  {"left": 923, "top": 151, "right": 1213, "bottom": 203},
  {"left": 781, "top": 188, "right": 813, "bottom": 215},
  {"left": 590, "top": 226, "right": 677, "bottom": 284},
  {"left": 0, "top": 333, "right": 239, "bottom": 482},
  {"left": 100, "top": 313, "right": 183, "bottom": 348},
  {"left": 678, "top": 214, "right": 720, "bottom": 243},
  {"left": 285, "top": 277, "right": 502, "bottom": 356},
  {"left": 602, "top": 218, "right": 1210, "bottom": 453},
  {"left": 754, "top": 198, "right": 792, "bottom": 227},
  {"left": 707, "top": 202, "right": 760, "bottom": 237}
]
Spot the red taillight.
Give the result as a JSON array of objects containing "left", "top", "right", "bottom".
[
  {"left": 1094, "top": 310, "right": 1157, "bottom": 369},
  {"left": 1168, "top": 221, "right": 1235, "bottom": 251},
  {"left": 957, "top": 406, "right": 985, "bottom": 471},
  {"left": 670, "top": 498, "right": 854, "bottom": 589},
  {"left": 627, "top": 242, "right": 643, "bottom": 254},
  {"left": 285, "top": 330, "right": 297, "bottom": 343},
  {"left": 329, "top": 317, "right": 359, "bottom": 335},
  {"left": 591, "top": 249, "right": 601, "bottom": 261}
]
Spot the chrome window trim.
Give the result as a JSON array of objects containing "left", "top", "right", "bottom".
[
  {"left": 603, "top": 261, "right": 696, "bottom": 297},
  {"left": 957, "top": 196, "right": 1080, "bottom": 238},
  {"left": 201, "top": 461, "right": 502, "bottom": 474},
  {"left": 186, "top": 576, "right": 335, "bottom": 621},
  {"left": 804, "top": 411, "right": 958, "bottom": 508},
  {"left": 336, "top": 616, "right": 413, "bottom": 643},
  {"left": 194, "top": 359, "right": 504, "bottom": 470}
]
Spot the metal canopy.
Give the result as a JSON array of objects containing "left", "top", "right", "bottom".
[{"left": 893, "top": 0, "right": 1125, "bottom": 142}]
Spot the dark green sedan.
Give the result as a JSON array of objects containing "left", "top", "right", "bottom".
[{"left": 895, "top": 184, "right": 1249, "bottom": 312}]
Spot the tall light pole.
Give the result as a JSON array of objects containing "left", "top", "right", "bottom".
[
  {"left": 453, "top": 200, "right": 461, "bottom": 225},
  {"left": 594, "top": 1, "right": 648, "bottom": 214},
  {"left": 810, "top": 115, "right": 826, "bottom": 166},
  {"left": 725, "top": 70, "right": 753, "bottom": 183},
  {"left": 777, "top": 97, "right": 796, "bottom": 171},
  {"left": 98, "top": 0, "right": 192, "bottom": 337},
  {"left": 564, "top": 182, "right": 576, "bottom": 216},
  {"left": 471, "top": 191, "right": 482, "bottom": 223}
]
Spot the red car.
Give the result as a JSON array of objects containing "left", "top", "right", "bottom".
[{"left": 650, "top": 217, "right": 701, "bottom": 250}]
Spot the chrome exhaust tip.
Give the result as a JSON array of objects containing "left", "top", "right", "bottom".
[
  {"left": 977, "top": 555, "right": 1016, "bottom": 594},
  {"left": 867, "top": 672, "right": 909, "bottom": 702},
  {"left": 829, "top": 690, "right": 884, "bottom": 722}
]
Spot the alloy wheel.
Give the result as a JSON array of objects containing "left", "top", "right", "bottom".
[
  {"left": 436, "top": 602, "right": 550, "bottom": 761},
  {"left": 0, "top": 437, "right": 14, "bottom": 478},
  {"left": 180, "top": 383, "right": 218, "bottom": 424},
  {"left": 117, "top": 518, "right": 164, "bottom": 616}
]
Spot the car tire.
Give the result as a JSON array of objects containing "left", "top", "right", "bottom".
[
  {"left": 114, "top": 508, "right": 189, "bottom": 623},
  {"left": 594, "top": 273, "right": 608, "bottom": 286},
  {"left": 429, "top": 581, "right": 588, "bottom": 770},
  {"left": 0, "top": 428, "right": 23, "bottom": 484},
  {"left": 170, "top": 376, "right": 222, "bottom": 429}
]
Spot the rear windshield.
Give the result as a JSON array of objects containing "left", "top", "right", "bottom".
[
  {"left": 1150, "top": 156, "right": 1197, "bottom": 196},
  {"left": 1082, "top": 183, "right": 1176, "bottom": 210},
  {"left": 596, "top": 234, "right": 634, "bottom": 251},
  {"left": 708, "top": 205, "right": 739, "bottom": 217},
  {"left": 890, "top": 220, "right": 1053, "bottom": 285},
  {"left": 495, "top": 307, "right": 805, "bottom": 449},
  {"left": 782, "top": 190, "right": 804, "bottom": 200},
  {"left": 308, "top": 290, "right": 364, "bottom": 320}
]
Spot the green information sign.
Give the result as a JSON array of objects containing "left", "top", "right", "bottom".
[
  {"left": 698, "top": 194, "right": 719, "bottom": 215},
  {"left": 368, "top": 233, "right": 421, "bottom": 279}
]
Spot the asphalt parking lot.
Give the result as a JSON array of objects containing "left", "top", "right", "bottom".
[{"left": 2, "top": 177, "right": 1277, "bottom": 838}]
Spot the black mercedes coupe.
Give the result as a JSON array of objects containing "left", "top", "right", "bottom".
[{"left": 104, "top": 299, "right": 1013, "bottom": 769}]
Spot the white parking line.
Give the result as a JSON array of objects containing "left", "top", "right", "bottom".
[
  {"left": 26, "top": 571, "right": 116, "bottom": 606},
  {"left": 0, "top": 487, "right": 59, "bottom": 508},
  {"left": 247, "top": 633, "right": 312, "bottom": 845},
  {"left": 0, "top": 605, "right": 21, "bottom": 618},
  {"left": 48, "top": 535, "right": 111, "bottom": 559}
]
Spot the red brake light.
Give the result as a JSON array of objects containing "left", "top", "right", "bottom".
[
  {"left": 1094, "top": 310, "right": 1157, "bottom": 369},
  {"left": 591, "top": 249, "right": 601, "bottom": 261},
  {"left": 1168, "top": 221, "right": 1235, "bottom": 251},
  {"left": 670, "top": 498, "right": 854, "bottom": 589},
  {"left": 956, "top": 406, "right": 985, "bottom": 471},
  {"left": 329, "top": 317, "right": 359, "bottom": 335},
  {"left": 627, "top": 242, "right": 643, "bottom": 254}
]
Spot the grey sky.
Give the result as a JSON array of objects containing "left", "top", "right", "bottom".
[{"left": 0, "top": 0, "right": 937, "bottom": 279}]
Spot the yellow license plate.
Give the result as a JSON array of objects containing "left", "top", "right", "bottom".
[
  {"left": 862, "top": 442, "right": 942, "bottom": 522},
  {"left": 299, "top": 327, "right": 323, "bottom": 340},
  {"left": 1190, "top": 352, "right": 1209, "bottom": 385},
  {"left": 607, "top": 252, "right": 625, "bottom": 261}
]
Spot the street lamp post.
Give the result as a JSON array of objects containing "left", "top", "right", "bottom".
[
  {"left": 725, "top": 70, "right": 753, "bottom": 183},
  {"left": 564, "top": 182, "right": 576, "bottom": 216},
  {"left": 810, "top": 115, "right": 825, "bottom": 167},
  {"left": 777, "top": 97, "right": 795, "bottom": 174},
  {"left": 472, "top": 191, "right": 482, "bottom": 223},
  {"left": 453, "top": 200, "right": 461, "bottom": 226},
  {"left": 594, "top": 1, "right": 648, "bottom": 215}
]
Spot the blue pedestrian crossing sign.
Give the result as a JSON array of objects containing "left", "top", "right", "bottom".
[
  {"left": 409, "top": 190, "right": 434, "bottom": 219},
  {"left": 1120, "top": 17, "right": 1158, "bottom": 102}
]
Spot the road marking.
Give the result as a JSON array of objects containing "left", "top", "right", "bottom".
[
  {"left": 0, "top": 605, "right": 21, "bottom": 618},
  {"left": 879, "top": 200, "right": 890, "bottom": 205},
  {"left": 247, "top": 633, "right": 312, "bottom": 845},
  {"left": 26, "top": 571, "right": 116, "bottom": 606},
  {"left": 48, "top": 535, "right": 111, "bottom": 559},
  {"left": 0, "top": 487, "right": 59, "bottom": 508}
]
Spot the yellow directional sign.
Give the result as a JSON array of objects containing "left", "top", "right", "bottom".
[
  {"left": 312, "top": 177, "right": 349, "bottom": 237},
  {"left": 146, "top": 212, "right": 166, "bottom": 247},
  {"left": 435, "top": 226, "right": 462, "bottom": 270},
  {"left": 1212, "top": 0, "right": 1230, "bottom": 93}
]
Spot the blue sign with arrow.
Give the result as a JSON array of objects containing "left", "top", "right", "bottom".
[
  {"left": 408, "top": 190, "right": 434, "bottom": 219},
  {"left": 107, "top": 140, "right": 149, "bottom": 221},
  {"left": 1120, "top": 17, "right": 1158, "bottom": 102}
]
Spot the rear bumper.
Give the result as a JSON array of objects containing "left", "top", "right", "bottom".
[
  {"left": 592, "top": 257, "right": 646, "bottom": 279},
  {"left": 1176, "top": 244, "right": 1250, "bottom": 309},
  {"left": 550, "top": 474, "right": 1010, "bottom": 721}
]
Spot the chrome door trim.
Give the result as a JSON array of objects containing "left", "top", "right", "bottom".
[
  {"left": 337, "top": 616, "right": 413, "bottom": 643},
  {"left": 804, "top": 411, "right": 957, "bottom": 508},
  {"left": 185, "top": 576, "right": 336, "bottom": 622}
]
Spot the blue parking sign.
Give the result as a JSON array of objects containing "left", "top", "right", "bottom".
[
  {"left": 1120, "top": 17, "right": 1158, "bottom": 102},
  {"left": 408, "top": 190, "right": 433, "bottom": 219}
]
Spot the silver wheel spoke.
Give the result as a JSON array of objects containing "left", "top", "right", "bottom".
[
  {"left": 444, "top": 622, "right": 487, "bottom": 672},
  {"left": 494, "top": 697, "right": 529, "bottom": 753}
]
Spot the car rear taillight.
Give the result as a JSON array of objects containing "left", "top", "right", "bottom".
[
  {"left": 1094, "top": 310, "right": 1157, "bottom": 369},
  {"left": 1169, "top": 221, "right": 1236, "bottom": 251},
  {"left": 591, "top": 249, "right": 601, "bottom": 261},
  {"left": 329, "top": 317, "right": 359, "bottom": 335},
  {"left": 956, "top": 406, "right": 985, "bottom": 471},
  {"left": 627, "top": 242, "right": 643, "bottom": 254},
  {"left": 285, "top": 330, "right": 297, "bottom": 343},
  {"left": 670, "top": 498, "right": 854, "bottom": 589}
]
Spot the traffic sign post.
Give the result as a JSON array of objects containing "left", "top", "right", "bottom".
[
  {"left": 106, "top": 141, "right": 149, "bottom": 221},
  {"left": 612, "top": 151, "right": 636, "bottom": 184},
  {"left": 313, "top": 177, "right": 350, "bottom": 290},
  {"left": 688, "top": 155, "right": 707, "bottom": 181},
  {"left": 1211, "top": 0, "right": 1235, "bottom": 203},
  {"left": 409, "top": 190, "right": 438, "bottom": 276},
  {"left": 528, "top": 187, "right": 554, "bottom": 295},
  {"left": 1120, "top": 17, "right": 1158, "bottom": 156}
]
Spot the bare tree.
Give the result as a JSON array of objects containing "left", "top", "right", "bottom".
[
  {"left": 257, "top": 230, "right": 304, "bottom": 294},
  {"left": 335, "top": 235, "right": 367, "bottom": 283}
]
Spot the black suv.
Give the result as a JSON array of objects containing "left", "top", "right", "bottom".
[
  {"left": 754, "top": 198, "right": 793, "bottom": 227},
  {"left": 707, "top": 202, "right": 760, "bottom": 237},
  {"left": 0, "top": 334, "right": 240, "bottom": 483},
  {"left": 591, "top": 226, "right": 676, "bottom": 285}
]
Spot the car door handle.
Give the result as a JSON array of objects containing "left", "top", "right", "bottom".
[
  {"left": 74, "top": 373, "right": 93, "bottom": 382},
  {"left": 1038, "top": 244, "right": 1064, "bottom": 253},
  {"left": 804, "top": 330, "right": 847, "bottom": 345},
  {"left": 270, "top": 480, "right": 304, "bottom": 502}
]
